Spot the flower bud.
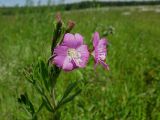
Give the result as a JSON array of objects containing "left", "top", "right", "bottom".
[
  {"left": 66, "top": 20, "right": 75, "bottom": 33},
  {"left": 55, "top": 12, "right": 62, "bottom": 27}
]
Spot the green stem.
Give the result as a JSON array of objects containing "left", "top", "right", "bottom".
[
  {"left": 50, "top": 66, "right": 61, "bottom": 109},
  {"left": 52, "top": 87, "right": 56, "bottom": 108}
]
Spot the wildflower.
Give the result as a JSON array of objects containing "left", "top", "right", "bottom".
[
  {"left": 53, "top": 33, "right": 89, "bottom": 71},
  {"left": 92, "top": 32, "right": 109, "bottom": 70}
]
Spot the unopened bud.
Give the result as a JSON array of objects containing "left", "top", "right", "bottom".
[
  {"left": 66, "top": 20, "right": 75, "bottom": 33},
  {"left": 56, "top": 12, "right": 62, "bottom": 23}
]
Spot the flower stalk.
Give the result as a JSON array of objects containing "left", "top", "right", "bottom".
[
  {"left": 51, "top": 13, "right": 63, "bottom": 54},
  {"left": 50, "top": 14, "right": 62, "bottom": 113},
  {"left": 18, "top": 12, "right": 109, "bottom": 120}
]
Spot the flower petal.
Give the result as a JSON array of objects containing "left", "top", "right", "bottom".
[
  {"left": 92, "top": 49, "right": 99, "bottom": 63},
  {"left": 97, "top": 38, "right": 107, "bottom": 60},
  {"left": 53, "top": 55, "right": 66, "bottom": 68},
  {"left": 75, "top": 33, "right": 83, "bottom": 45},
  {"left": 76, "top": 45, "right": 89, "bottom": 67},
  {"left": 62, "top": 33, "right": 83, "bottom": 48},
  {"left": 93, "top": 32, "right": 100, "bottom": 47},
  {"left": 62, "top": 57, "right": 74, "bottom": 71},
  {"left": 54, "top": 45, "right": 68, "bottom": 56},
  {"left": 99, "top": 60, "right": 109, "bottom": 70},
  {"left": 98, "top": 38, "right": 107, "bottom": 53}
]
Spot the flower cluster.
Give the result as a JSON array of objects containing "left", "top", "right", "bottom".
[{"left": 52, "top": 32, "right": 109, "bottom": 71}]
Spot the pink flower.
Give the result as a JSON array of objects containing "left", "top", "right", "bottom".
[
  {"left": 53, "top": 33, "right": 89, "bottom": 71},
  {"left": 92, "top": 32, "right": 109, "bottom": 70}
]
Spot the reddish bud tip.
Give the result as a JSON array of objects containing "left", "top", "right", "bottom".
[
  {"left": 66, "top": 20, "right": 75, "bottom": 32},
  {"left": 56, "top": 12, "right": 62, "bottom": 23}
]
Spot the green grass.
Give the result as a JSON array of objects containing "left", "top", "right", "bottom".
[{"left": 0, "top": 6, "right": 160, "bottom": 120}]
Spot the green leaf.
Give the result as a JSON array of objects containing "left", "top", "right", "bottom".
[
  {"left": 61, "top": 81, "right": 79, "bottom": 100},
  {"left": 39, "top": 59, "right": 50, "bottom": 91},
  {"left": 49, "top": 65, "right": 61, "bottom": 89},
  {"left": 56, "top": 81, "right": 82, "bottom": 110},
  {"left": 18, "top": 94, "right": 27, "bottom": 105},
  {"left": 34, "top": 83, "right": 44, "bottom": 96},
  {"left": 42, "top": 96, "right": 54, "bottom": 112},
  {"left": 24, "top": 67, "right": 35, "bottom": 84},
  {"left": 33, "top": 102, "right": 44, "bottom": 119},
  {"left": 39, "top": 59, "right": 48, "bottom": 80},
  {"left": 76, "top": 70, "right": 83, "bottom": 80},
  {"left": 18, "top": 93, "right": 36, "bottom": 118},
  {"left": 57, "top": 89, "right": 82, "bottom": 109}
]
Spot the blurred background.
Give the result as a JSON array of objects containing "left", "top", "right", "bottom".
[
  {"left": 0, "top": 0, "right": 159, "bottom": 7},
  {"left": 0, "top": 0, "right": 160, "bottom": 120}
]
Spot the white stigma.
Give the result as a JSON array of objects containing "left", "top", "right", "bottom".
[
  {"left": 67, "top": 48, "right": 79, "bottom": 58},
  {"left": 67, "top": 48, "right": 82, "bottom": 66}
]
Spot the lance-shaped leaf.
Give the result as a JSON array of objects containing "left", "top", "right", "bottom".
[
  {"left": 58, "top": 89, "right": 81, "bottom": 108},
  {"left": 18, "top": 93, "right": 37, "bottom": 120},
  {"left": 56, "top": 81, "right": 82, "bottom": 110},
  {"left": 49, "top": 64, "right": 61, "bottom": 89},
  {"left": 38, "top": 59, "right": 50, "bottom": 92},
  {"left": 61, "top": 81, "right": 79, "bottom": 100},
  {"left": 42, "top": 95, "right": 54, "bottom": 112},
  {"left": 32, "top": 101, "right": 44, "bottom": 119}
]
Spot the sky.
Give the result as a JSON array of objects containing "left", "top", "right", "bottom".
[
  {"left": 0, "top": 0, "right": 154, "bottom": 7},
  {"left": 0, "top": 0, "right": 57, "bottom": 6}
]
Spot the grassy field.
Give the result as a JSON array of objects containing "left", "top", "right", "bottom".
[{"left": 0, "top": 5, "right": 160, "bottom": 120}]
